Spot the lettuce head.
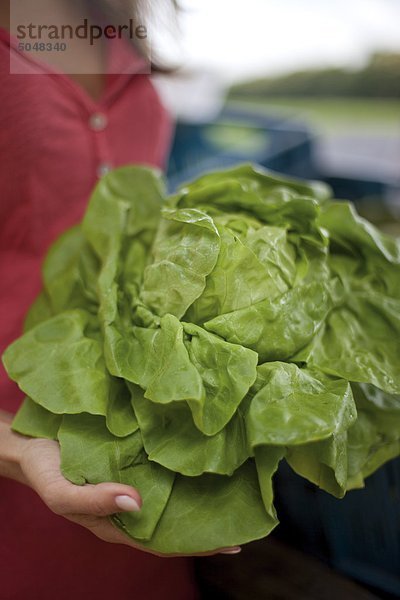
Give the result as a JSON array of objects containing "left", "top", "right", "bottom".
[{"left": 3, "top": 164, "right": 400, "bottom": 553}]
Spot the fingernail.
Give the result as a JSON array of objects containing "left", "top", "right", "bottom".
[
  {"left": 220, "top": 547, "right": 241, "bottom": 555},
  {"left": 115, "top": 495, "right": 140, "bottom": 512}
]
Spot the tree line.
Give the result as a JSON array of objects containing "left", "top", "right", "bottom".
[{"left": 230, "top": 53, "right": 400, "bottom": 99}]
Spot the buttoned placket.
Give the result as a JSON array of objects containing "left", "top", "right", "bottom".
[
  {"left": 67, "top": 73, "right": 141, "bottom": 180},
  {"left": 61, "top": 87, "right": 118, "bottom": 181},
  {"left": 87, "top": 108, "right": 113, "bottom": 178}
]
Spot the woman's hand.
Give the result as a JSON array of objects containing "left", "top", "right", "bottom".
[{"left": 0, "top": 414, "right": 240, "bottom": 557}]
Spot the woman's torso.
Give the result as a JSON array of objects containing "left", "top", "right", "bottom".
[{"left": 0, "top": 29, "right": 198, "bottom": 600}]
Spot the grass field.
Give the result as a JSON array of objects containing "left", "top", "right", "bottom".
[{"left": 227, "top": 96, "right": 400, "bottom": 135}]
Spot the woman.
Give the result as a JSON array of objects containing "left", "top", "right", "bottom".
[{"left": 0, "top": 1, "right": 238, "bottom": 598}]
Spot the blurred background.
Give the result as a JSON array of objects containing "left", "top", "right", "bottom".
[
  {"left": 157, "top": 0, "right": 400, "bottom": 233},
  {"left": 155, "top": 2, "right": 400, "bottom": 598}
]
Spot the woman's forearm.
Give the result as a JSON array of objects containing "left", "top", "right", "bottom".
[{"left": 0, "top": 410, "right": 28, "bottom": 484}]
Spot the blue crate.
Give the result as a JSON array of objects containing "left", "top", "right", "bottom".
[
  {"left": 167, "top": 106, "right": 316, "bottom": 192},
  {"left": 323, "top": 175, "right": 389, "bottom": 202}
]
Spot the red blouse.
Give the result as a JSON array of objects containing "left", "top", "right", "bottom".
[{"left": 0, "top": 30, "right": 198, "bottom": 600}]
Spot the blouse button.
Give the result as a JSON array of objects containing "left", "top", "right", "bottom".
[
  {"left": 89, "top": 112, "right": 108, "bottom": 131},
  {"left": 97, "top": 162, "right": 112, "bottom": 177}
]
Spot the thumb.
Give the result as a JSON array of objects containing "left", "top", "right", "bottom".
[{"left": 45, "top": 480, "right": 142, "bottom": 517}]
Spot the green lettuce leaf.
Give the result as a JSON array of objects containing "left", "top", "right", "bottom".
[
  {"left": 294, "top": 293, "right": 400, "bottom": 394},
  {"left": 3, "top": 310, "right": 109, "bottom": 415},
  {"left": 130, "top": 383, "right": 249, "bottom": 476},
  {"left": 286, "top": 433, "right": 349, "bottom": 498},
  {"left": 136, "top": 460, "right": 278, "bottom": 554},
  {"left": 12, "top": 397, "right": 62, "bottom": 440},
  {"left": 140, "top": 208, "right": 220, "bottom": 319},
  {"left": 205, "top": 279, "right": 341, "bottom": 361},
  {"left": 246, "top": 363, "right": 356, "bottom": 447}
]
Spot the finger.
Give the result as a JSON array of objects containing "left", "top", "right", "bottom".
[
  {"left": 45, "top": 480, "right": 142, "bottom": 517},
  {"left": 219, "top": 547, "right": 242, "bottom": 555},
  {"left": 186, "top": 546, "right": 241, "bottom": 557},
  {"left": 21, "top": 439, "right": 142, "bottom": 517}
]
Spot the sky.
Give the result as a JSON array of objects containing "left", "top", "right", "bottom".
[{"left": 164, "top": 0, "right": 400, "bottom": 82}]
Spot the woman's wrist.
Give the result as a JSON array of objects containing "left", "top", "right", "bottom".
[{"left": 0, "top": 410, "right": 30, "bottom": 484}]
